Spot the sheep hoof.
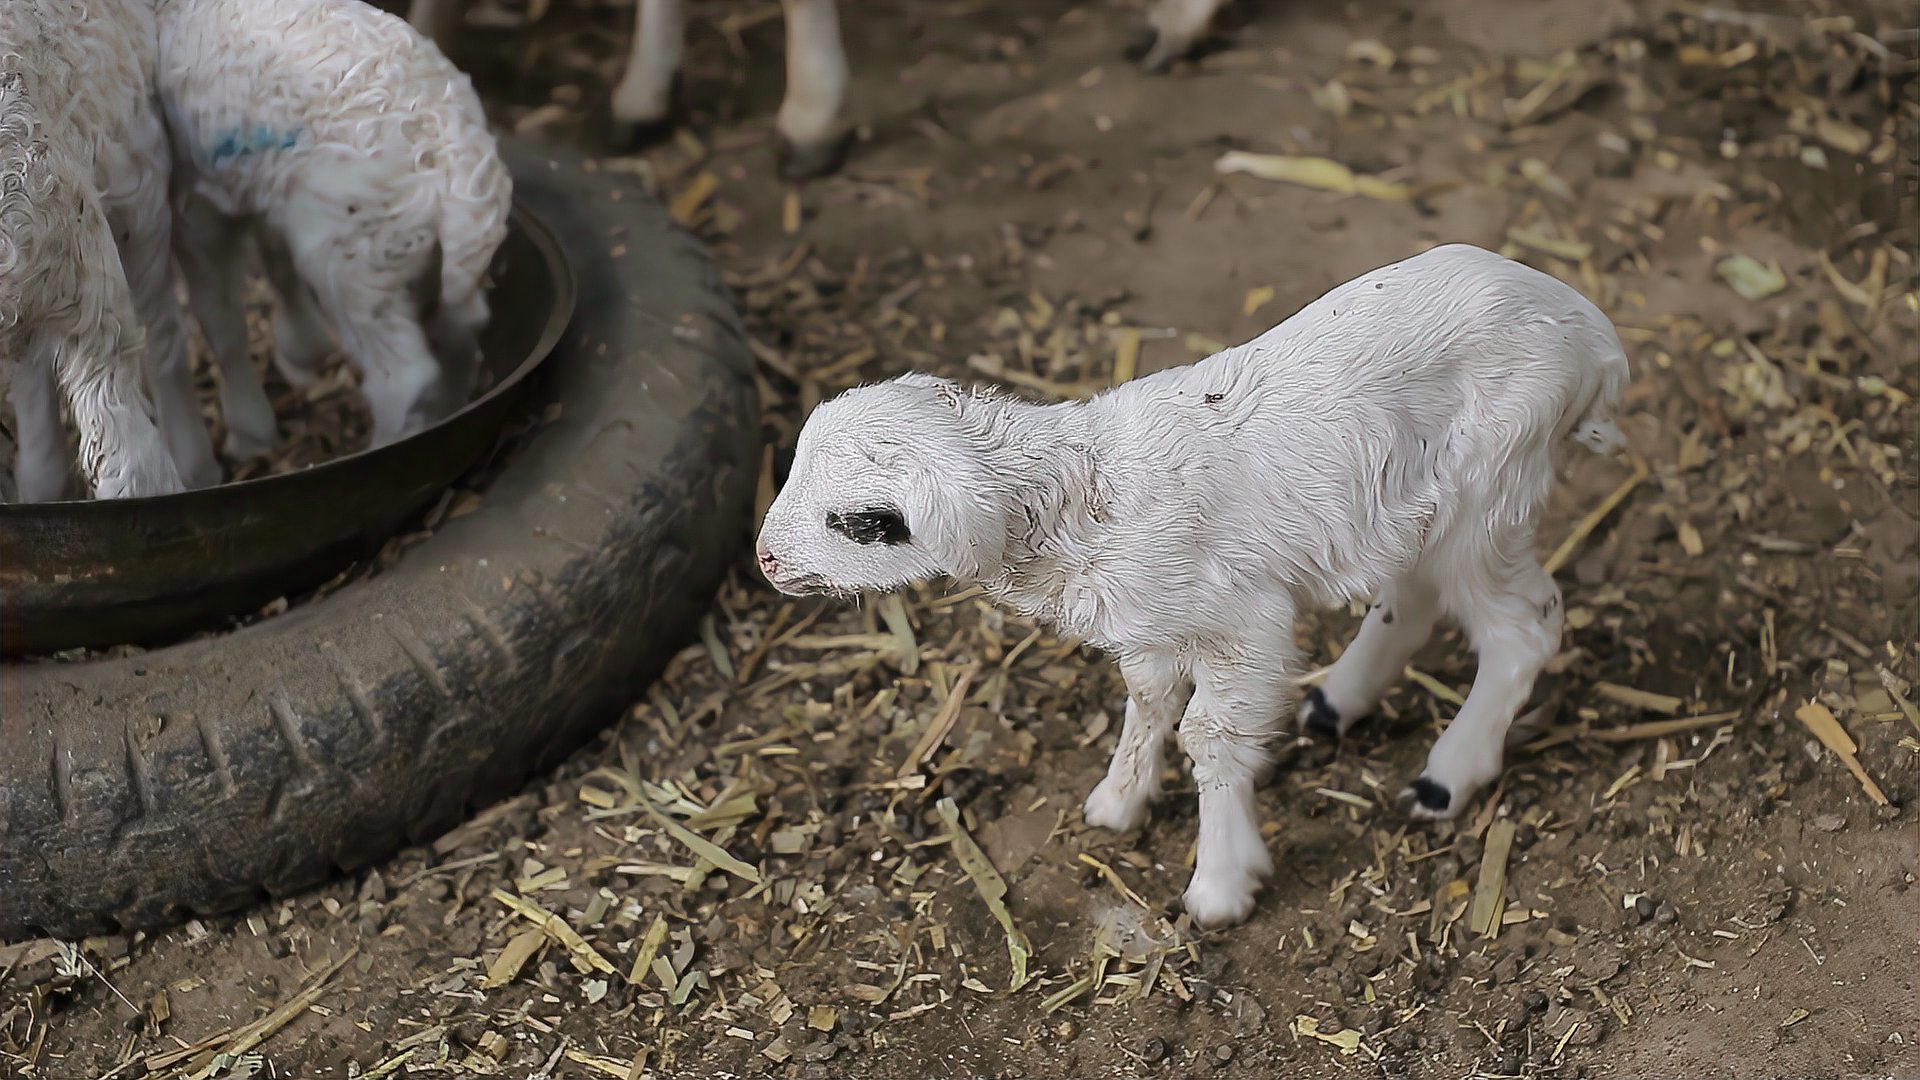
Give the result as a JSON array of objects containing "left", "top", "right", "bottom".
[
  {"left": 611, "top": 116, "right": 676, "bottom": 155},
  {"left": 608, "top": 72, "right": 684, "bottom": 155},
  {"left": 1299, "top": 686, "right": 1344, "bottom": 740},
  {"left": 1082, "top": 778, "right": 1151, "bottom": 833},
  {"left": 1402, "top": 776, "right": 1455, "bottom": 819},
  {"left": 1182, "top": 855, "right": 1270, "bottom": 928},
  {"left": 1126, "top": 25, "right": 1190, "bottom": 74},
  {"left": 223, "top": 429, "right": 278, "bottom": 462},
  {"left": 1183, "top": 878, "right": 1259, "bottom": 928},
  {"left": 1121, "top": 25, "right": 1160, "bottom": 63},
  {"left": 776, "top": 129, "right": 852, "bottom": 181}
]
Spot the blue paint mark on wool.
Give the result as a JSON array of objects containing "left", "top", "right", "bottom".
[{"left": 205, "top": 124, "right": 300, "bottom": 166}]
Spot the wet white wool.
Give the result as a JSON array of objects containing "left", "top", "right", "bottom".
[
  {"left": 0, "top": 0, "right": 186, "bottom": 502},
  {"left": 154, "top": 0, "right": 512, "bottom": 455},
  {"left": 756, "top": 244, "right": 1631, "bottom": 927}
]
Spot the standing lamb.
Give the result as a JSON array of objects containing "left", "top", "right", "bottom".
[
  {"left": 153, "top": 0, "right": 512, "bottom": 453},
  {"left": 754, "top": 244, "right": 1630, "bottom": 927},
  {"left": 1, "top": 1, "right": 188, "bottom": 501},
  {"left": 407, "top": 0, "right": 851, "bottom": 178}
]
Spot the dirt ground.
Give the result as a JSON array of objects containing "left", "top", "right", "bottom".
[{"left": 6, "top": 0, "right": 1918, "bottom": 1077}]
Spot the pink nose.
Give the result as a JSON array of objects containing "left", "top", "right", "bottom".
[{"left": 756, "top": 547, "right": 779, "bottom": 579}]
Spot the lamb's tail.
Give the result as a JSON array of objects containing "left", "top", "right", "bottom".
[{"left": 1568, "top": 333, "right": 1630, "bottom": 456}]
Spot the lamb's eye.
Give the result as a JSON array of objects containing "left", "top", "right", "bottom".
[{"left": 826, "top": 507, "right": 911, "bottom": 545}]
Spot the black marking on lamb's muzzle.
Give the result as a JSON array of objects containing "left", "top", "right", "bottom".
[
  {"left": 1409, "top": 777, "right": 1450, "bottom": 812},
  {"left": 826, "top": 507, "right": 911, "bottom": 545},
  {"left": 1302, "top": 687, "right": 1342, "bottom": 740},
  {"left": 1382, "top": 608, "right": 1395, "bottom": 625}
]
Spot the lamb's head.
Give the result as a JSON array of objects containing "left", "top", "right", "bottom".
[{"left": 756, "top": 374, "right": 1013, "bottom": 597}]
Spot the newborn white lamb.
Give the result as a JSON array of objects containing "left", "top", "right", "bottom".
[
  {"left": 154, "top": 0, "right": 511, "bottom": 454},
  {"left": 1, "top": 1, "right": 187, "bottom": 501},
  {"left": 756, "top": 244, "right": 1630, "bottom": 927}
]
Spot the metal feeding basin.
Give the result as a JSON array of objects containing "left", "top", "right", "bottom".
[{"left": 0, "top": 205, "right": 575, "bottom": 656}]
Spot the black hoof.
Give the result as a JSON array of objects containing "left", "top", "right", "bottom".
[
  {"left": 1302, "top": 687, "right": 1343, "bottom": 740},
  {"left": 776, "top": 128, "right": 853, "bottom": 180},
  {"left": 606, "top": 73, "right": 684, "bottom": 155},
  {"left": 612, "top": 118, "right": 675, "bottom": 154},
  {"left": 1122, "top": 25, "right": 1159, "bottom": 64},
  {"left": 1408, "top": 777, "right": 1451, "bottom": 813}
]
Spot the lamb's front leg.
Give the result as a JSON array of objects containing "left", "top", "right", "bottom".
[
  {"left": 1180, "top": 645, "right": 1289, "bottom": 927},
  {"left": 172, "top": 196, "right": 279, "bottom": 461},
  {"left": 8, "top": 358, "right": 70, "bottom": 503},
  {"left": 1083, "top": 653, "right": 1189, "bottom": 833}
]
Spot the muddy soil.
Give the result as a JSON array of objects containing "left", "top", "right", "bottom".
[{"left": 6, "top": 1, "right": 1917, "bottom": 1078}]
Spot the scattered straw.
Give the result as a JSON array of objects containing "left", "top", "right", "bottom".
[
  {"left": 1469, "top": 821, "right": 1517, "bottom": 938},
  {"left": 1076, "top": 853, "right": 1149, "bottom": 909},
  {"left": 1595, "top": 682, "right": 1686, "bottom": 715},
  {"left": 490, "top": 890, "right": 618, "bottom": 976},
  {"left": 1215, "top": 151, "right": 1415, "bottom": 200},
  {"left": 1793, "top": 702, "right": 1889, "bottom": 805},
  {"left": 897, "top": 665, "right": 977, "bottom": 780},
  {"left": 1545, "top": 457, "right": 1650, "bottom": 575},
  {"left": 638, "top": 800, "right": 762, "bottom": 884},
  {"left": 938, "top": 797, "right": 1032, "bottom": 990}
]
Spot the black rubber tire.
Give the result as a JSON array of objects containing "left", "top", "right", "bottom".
[{"left": 0, "top": 137, "right": 758, "bottom": 941}]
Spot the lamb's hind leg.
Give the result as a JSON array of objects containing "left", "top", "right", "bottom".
[
  {"left": 1299, "top": 573, "right": 1441, "bottom": 739},
  {"left": 1084, "top": 654, "right": 1189, "bottom": 833},
  {"left": 255, "top": 224, "right": 334, "bottom": 391},
  {"left": 172, "top": 195, "right": 280, "bottom": 460},
  {"left": 1404, "top": 531, "right": 1560, "bottom": 820},
  {"left": 1178, "top": 631, "right": 1291, "bottom": 927}
]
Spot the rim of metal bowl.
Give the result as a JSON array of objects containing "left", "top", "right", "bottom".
[{"left": 1, "top": 201, "right": 575, "bottom": 513}]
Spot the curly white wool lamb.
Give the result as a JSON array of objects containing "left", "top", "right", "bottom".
[
  {"left": 0, "top": 1, "right": 187, "bottom": 502},
  {"left": 154, "top": 0, "right": 511, "bottom": 453},
  {"left": 755, "top": 244, "right": 1631, "bottom": 927},
  {"left": 408, "top": 0, "right": 850, "bottom": 177}
]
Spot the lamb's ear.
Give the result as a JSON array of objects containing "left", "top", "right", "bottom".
[{"left": 900, "top": 473, "right": 1011, "bottom": 584}]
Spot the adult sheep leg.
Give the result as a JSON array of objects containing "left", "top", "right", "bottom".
[
  {"left": 608, "top": 0, "right": 685, "bottom": 150},
  {"left": 1299, "top": 573, "right": 1441, "bottom": 738},
  {"left": 1083, "top": 653, "right": 1189, "bottom": 833},
  {"left": 1132, "top": 0, "right": 1228, "bottom": 73},
  {"left": 172, "top": 195, "right": 281, "bottom": 460},
  {"left": 773, "top": 0, "right": 850, "bottom": 178},
  {"left": 1179, "top": 636, "right": 1289, "bottom": 927},
  {"left": 1404, "top": 532, "right": 1561, "bottom": 820}
]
